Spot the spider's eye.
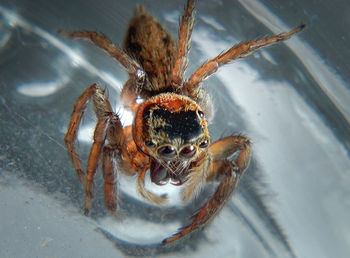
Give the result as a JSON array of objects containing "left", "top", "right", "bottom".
[
  {"left": 199, "top": 140, "right": 209, "bottom": 148},
  {"left": 157, "top": 145, "right": 176, "bottom": 159},
  {"left": 180, "top": 145, "right": 196, "bottom": 158},
  {"left": 145, "top": 141, "right": 156, "bottom": 148},
  {"left": 198, "top": 110, "right": 205, "bottom": 119}
]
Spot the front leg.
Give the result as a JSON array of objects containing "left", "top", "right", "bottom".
[{"left": 163, "top": 135, "right": 251, "bottom": 244}]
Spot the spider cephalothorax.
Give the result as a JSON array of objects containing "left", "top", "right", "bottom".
[
  {"left": 133, "top": 93, "right": 210, "bottom": 186},
  {"left": 62, "top": 0, "right": 304, "bottom": 244}
]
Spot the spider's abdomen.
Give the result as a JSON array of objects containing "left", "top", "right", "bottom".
[{"left": 123, "top": 6, "right": 176, "bottom": 90}]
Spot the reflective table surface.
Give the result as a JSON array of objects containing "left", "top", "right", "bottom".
[{"left": 1, "top": 0, "right": 349, "bottom": 257}]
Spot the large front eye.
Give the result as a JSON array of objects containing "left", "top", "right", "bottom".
[
  {"left": 180, "top": 145, "right": 197, "bottom": 158},
  {"left": 157, "top": 145, "right": 176, "bottom": 159}
]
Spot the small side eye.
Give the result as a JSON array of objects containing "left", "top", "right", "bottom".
[
  {"left": 199, "top": 140, "right": 209, "bottom": 148},
  {"left": 198, "top": 110, "right": 205, "bottom": 118},
  {"left": 157, "top": 145, "right": 176, "bottom": 159},
  {"left": 180, "top": 145, "right": 197, "bottom": 158},
  {"left": 145, "top": 141, "right": 156, "bottom": 148}
]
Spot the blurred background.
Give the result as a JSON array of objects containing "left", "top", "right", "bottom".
[{"left": 0, "top": 0, "right": 349, "bottom": 257}]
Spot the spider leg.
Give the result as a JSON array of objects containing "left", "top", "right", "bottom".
[
  {"left": 102, "top": 146, "right": 118, "bottom": 212},
  {"left": 64, "top": 84, "right": 105, "bottom": 182},
  {"left": 64, "top": 84, "right": 126, "bottom": 214},
  {"left": 163, "top": 135, "right": 251, "bottom": 244},
  {"left": 84, "top": 115, "right": 111, "bottom": 214},
  {"left": 100, "top": 112, "right": 128, "bottom": 213},
  {"left": 85, "top": 114, "right": 127, "bottom": 214},
  {"left": 59, "top": 30, "right": 147, "bottom": 91},
  {"left": 185, "top": 24, "right": 305, "bottom": 92},
  {"left": 171, "top": 0, "right": 195, "bottom": 88}
]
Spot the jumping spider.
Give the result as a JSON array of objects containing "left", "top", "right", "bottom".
[{"left": 61, "top": 0, "right": 304, "bottom": 244}]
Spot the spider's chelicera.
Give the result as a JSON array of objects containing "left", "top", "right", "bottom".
[{"left": 61, "top": 0, "right": 304, "bottom": 244}]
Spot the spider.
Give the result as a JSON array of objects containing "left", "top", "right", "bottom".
[{"left": 61, "top": 0, "right": 304, "bottom": 244}]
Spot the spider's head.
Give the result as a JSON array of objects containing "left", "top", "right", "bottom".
[{"left": 133, "top": 93, "right": 210, "bottom": 185}]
